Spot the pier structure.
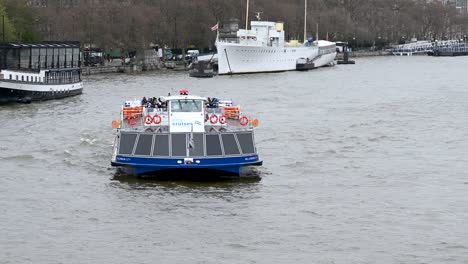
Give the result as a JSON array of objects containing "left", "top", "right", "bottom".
[
  {"left": 392, "top": 41, "right": 433, "bottom": 56},
  {"left": 392, "top": 40, "right": 468, "bottom": 56}
]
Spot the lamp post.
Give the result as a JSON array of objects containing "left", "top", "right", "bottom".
[{"left": 2, "top": 15, "right": 4, "bottom": 42}]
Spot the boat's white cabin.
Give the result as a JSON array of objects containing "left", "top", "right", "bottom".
[
  {"left": 236, "top": 21, "right": 286, "bottom": 47},
  {"left": 165, "top": 95, "right": 206, "bottom": 133}
]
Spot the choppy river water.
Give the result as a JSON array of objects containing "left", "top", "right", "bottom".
[{"left": 1, "top": 56, "right": 467, "bottom": 263}]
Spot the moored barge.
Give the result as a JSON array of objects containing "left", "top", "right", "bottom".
[{"left": 0, "top": 42, "right": 83, "bottom": 104}]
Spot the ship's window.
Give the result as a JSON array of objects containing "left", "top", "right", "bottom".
[
  {"left": 170, "top": 99, "right": 202, "bottom": 112},
  {"left": 236, "top": 132, "right": 255, "bottom": 154},
  {"left": 16, "top": 75, "right": 18, "bottom": 80},
  {"left": 221, "top": 134, "right": 240, "bottom": 155},
  {"left": 189, "top": 133, "right": 204, "bottom": 157},
  {"left": 9, "top": 74, "right": 11, "bottom": 80},
  {"left": 21, "top": 76, "right": 24, "bottom": 81},
  {"left": 59, "top": 48, "right": 66, "bottom": 68},
  {"left": 171, "top": 134, "right": 186, "bottom": 156},
  {"left": 134, "top": 134, "right": 153, "bottom": 156},
  {"left": 39, "top": 48, "right": 47, "bottom": 68},
  {"left": 206, "top": 134, "right": 222, "bottom": 156},
  {"left": 31, "top": 48, "right": 40, "bottom": 69},
  {"left": 153, "top": 134, "right": 169, "bottom": 156},
  {"left": 118, "top": 133, "right": 138, "bottom": 155},
  {"left": 26, "top": 76, "right": 29, "bottom": 82},
  {"left": 20, "top": 49, "right": 30, "bottom": 69},
  {"left": 66, "top": 48, "right": 73, "bottom": 68}
]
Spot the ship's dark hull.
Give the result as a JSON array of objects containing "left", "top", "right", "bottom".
[
  {"left": 111, "top": 155, "right": 262, "bottom": 178},
  {"left": 0, "top": 85, "right": 83, "bottom": 104}
]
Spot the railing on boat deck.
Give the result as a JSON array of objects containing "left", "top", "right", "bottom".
[{"left": 118, "top": 106, "right": 253, "bottom": 132}]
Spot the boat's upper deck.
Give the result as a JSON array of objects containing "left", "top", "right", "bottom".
[{"left": 114, "top": 91, "right": 259, "bottom": 133}]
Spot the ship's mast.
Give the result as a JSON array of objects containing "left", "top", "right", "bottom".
[
  {"left": 304, "top": 0, "right": 307, "bottom": 43},
  {"left": 245, "top": 0, "right": 250, "bottom": 31}
]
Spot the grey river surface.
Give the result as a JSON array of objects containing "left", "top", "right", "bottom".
[{"left": 1, "top": 56, "right": 467, "bottom": 263}]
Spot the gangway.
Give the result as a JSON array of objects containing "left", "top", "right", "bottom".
[{"left": 392, "top": 40, "right": 468, "bottom": 56}]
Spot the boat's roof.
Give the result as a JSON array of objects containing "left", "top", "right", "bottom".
[
  {"left": 0, "top": 42, "right": 80, "bottom": 49},
  {"left": 165, "top": 95, "right": 207, "bottom": 101}
]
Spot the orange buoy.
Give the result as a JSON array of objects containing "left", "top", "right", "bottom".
[
  {"left": 252, "top": 118, "right": 259, "bottom": 127},
  {"left": 111, "top": 120, "right": 119, "bottom": 129}
]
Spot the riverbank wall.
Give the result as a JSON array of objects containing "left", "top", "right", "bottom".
[
  {"left": 336, "top": 50, "right": 392, "bottom": 60},
  {"left": 82, "top": 63, "right": 162, "bottom": 76}
]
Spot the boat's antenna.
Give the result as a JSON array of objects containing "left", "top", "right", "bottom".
[
  {"left": 304, "top": 0, "right": 307, "bottom": 43},
  {"left": 316, "top": 23, "right": 319, "bottom": 41},
  {"left": 245, "top": 0, "right": 250, "bottom": 31}
]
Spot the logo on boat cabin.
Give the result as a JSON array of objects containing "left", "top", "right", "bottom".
[
  {"left": 171, "top": 119, "right": 192, "bottom": 127},
  {"left": 171, "top": 119, "right": 203, "bottom": 127},
  {"left": 170, "top": 113, "right": 205, "bottom": 133}
]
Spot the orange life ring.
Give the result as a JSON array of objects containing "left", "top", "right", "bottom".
[
  {"left": 144, "top": 115, "right": 153, "bottom": 125},
  {"left": 209, "top": 114, "right": 218, "bottom": 124},
  {"left": 153, "top": 114, "right": 162, "bottom": 124},
  {"left": 219, "top": 115, "right": 227, "bottom": 124},
  {"left": 127, "top": 115, "right": 138, "bottom": 126},
  {"left": 239, "top": 116, "right": 249, "bottom": 126}
]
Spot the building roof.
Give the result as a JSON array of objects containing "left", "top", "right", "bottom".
[{"left": 0, "top": 42, "right": 80, "bottom": 49}]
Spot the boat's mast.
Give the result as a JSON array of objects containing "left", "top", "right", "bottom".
[
  {"left": 304, "top": 0, "right": 307, "bottom": 43},
  {"left": 245, "top": 0, "right": 250, "bottom": 32},
  {"left": 316, "top": 23, "right": 319, "bottom": 41}
]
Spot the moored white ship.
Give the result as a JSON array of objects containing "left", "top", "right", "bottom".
[{"left": 215, "top": 16, "right": 336, "bottom": 75}]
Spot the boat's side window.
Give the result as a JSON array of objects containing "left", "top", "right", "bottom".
[
  {"left": 16, "top": 75, "right": 18, "bottom": 81},
  {"left": 9, "top": 74, "right": 11, "bottom": 80},
  {"left": 26, "top": 76, "right": 29, "bottom": 82},
  {"left": 21, "top": 76, "right": 24, "bottom": 82}
]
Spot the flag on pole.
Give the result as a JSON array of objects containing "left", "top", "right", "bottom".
[{"left": 211, "top": 23, "right": 219, "bottom": 31}]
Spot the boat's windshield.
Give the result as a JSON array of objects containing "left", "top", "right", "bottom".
[{"left": 170, "top": 99, "right": 203, "bottom": 112}]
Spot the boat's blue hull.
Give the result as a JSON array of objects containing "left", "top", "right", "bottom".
[{"left": 111, "top": 154, "right": 262, "bottom": 177}]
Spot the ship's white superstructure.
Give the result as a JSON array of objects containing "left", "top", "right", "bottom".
[{"left": 216, "top": 21, "right": 336, "bottom": 75}]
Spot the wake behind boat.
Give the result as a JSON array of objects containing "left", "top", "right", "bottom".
[
  {"left": 111, "top": 90, "right": 262, "bottom": 178},
  {"left": 0, "top": 42, "right": 83, "bottom": 104}
]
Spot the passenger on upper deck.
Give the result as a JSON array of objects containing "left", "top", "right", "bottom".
[
  {"left": 141, "top": 97, "right": 148, "bottom": 105},
  {"left": 206, "top": 97, "right": 219, "bottom": 108}
]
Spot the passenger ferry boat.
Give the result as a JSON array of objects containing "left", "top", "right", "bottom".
[
  {"left": 111, "top": 90, "right": 262, "bottom": 177},
  {"left": 0, "top": 42, "right": 83, "bottom": 104}
]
